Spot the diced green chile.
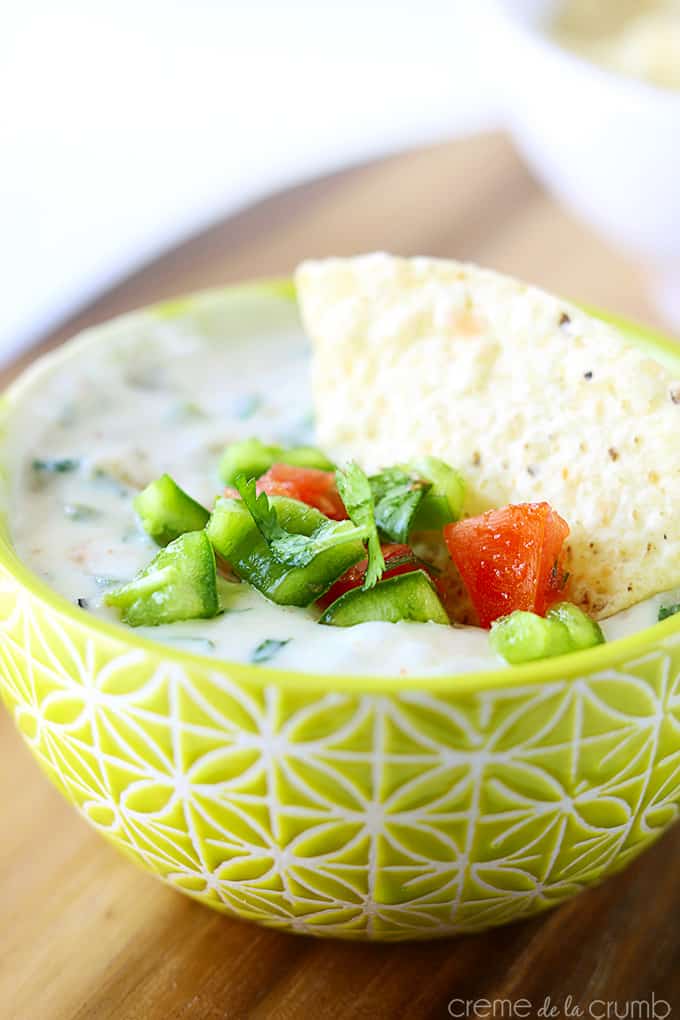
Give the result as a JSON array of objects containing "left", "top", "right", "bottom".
[
  {"left": 409, "top": 456, "right": 466, "bottom": 530},
  {"left": 219, "top": 438, "right": 281, "bottom": 484},
  {"left": 219, "top": 438, "right": 335, "bottom": 484},
  {"left": 547, "top": 602, "right": 605, "bottom": 650},
  {"left": 281, "top": 446, "right": 335, "bottom": 471},
  {"left": 134, "top": 474, "right": 209, "bottom": 546},
  {"left": 490, "top": 611, "right": 571, "bottom": 664},
  {"left": 320, "top": 570, "right": 450, "bottom": 627},
  {"left": 490, "top": 602, "right": 604, "bottom": 665},
  {"left": 105, "top": 530, "right": 219, "bottom": 626},
  {"left": 207, "top": 495, "right": 364, "bottom": 606}
]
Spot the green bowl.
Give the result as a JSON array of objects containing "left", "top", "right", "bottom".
[{"left": 1, "top": 281, "right": 679, "bottom": 942}]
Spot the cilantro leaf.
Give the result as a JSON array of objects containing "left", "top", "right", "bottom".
[
  {"left": 369, "top": 466, "right": 431, "bottom": 543},
  {"left": 234, "top": 473, "right": 367, "bottom": 569},
  {"left": 269, "top": 519, "right": 368, "bottom": 569},
  {"left": 32, "top": 457, "right": 81, "bottom": 474},
  {"left": 250, "top": 638, "right": 291, "bottom": 663},
  {"left": 659, "top": 603, "right": 680, "bottom": 622},
  {"left": 335, "top": 462, "right": 385, "bottom": 588},
  {"left": 234, "top": 474, "right": 286, "bottom": 544}
]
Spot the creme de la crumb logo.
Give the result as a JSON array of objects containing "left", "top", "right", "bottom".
[{"left": 447, "top": 995, "right": 672, "bottom": 1019}]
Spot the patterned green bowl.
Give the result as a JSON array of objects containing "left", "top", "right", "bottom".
[{"left": 1, "top": 282, "right": 679, "bottom": 942}]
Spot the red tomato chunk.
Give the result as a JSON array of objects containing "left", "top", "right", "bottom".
[
  {"left": 443, "top": 502, "right": 570, "bottom": 628},
  {"left": 225, "top": 464, "right": 348, "bottom": 521}
]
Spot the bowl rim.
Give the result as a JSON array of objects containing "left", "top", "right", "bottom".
[
  {"left": 486, "top": 0, "right": 680, "bottom": 107},
  {"left": 1, "top": 275, "right": 680, "bottom": 696}
]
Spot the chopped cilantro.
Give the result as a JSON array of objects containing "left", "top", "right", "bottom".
[
  {"left": 659, "top": 603, "right": 680, "bottom": 622},
  {"left": 250, "top": 638, "right": 290, "bottom": 663},
  {"left": 369, "top": 466, "right": 431, "bottom": 543},
  {"left": 235, "top": 474, "right": 288, "bottom": 544},
  {"left": 335, "top": 462, "right": 385, "bottom": 588},
  {"left": 32, "top": 457, "right": 80, "bottom": 474},
  {"left": 234, "top": 474, "right": 368, "bottom": 569}
]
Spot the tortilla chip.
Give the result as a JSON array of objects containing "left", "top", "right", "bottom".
[{"left": 296, "top": 253, "right": 680, "bottom": 619}]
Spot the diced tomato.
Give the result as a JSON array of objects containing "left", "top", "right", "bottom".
[
  {"left": 224, "top": 464, "right": 348, "bottom": 520},
  {"left": 317, "top": 544, "right": 421, "bottom": 609},
  {"left": 443, "top": 502, "right": 570, "bottom": 628},
  {"left": 257, "top": 464, "right": 348, "bottom": 520}
]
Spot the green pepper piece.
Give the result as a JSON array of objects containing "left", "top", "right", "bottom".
[
  {"left": 134, "top": 474, "right": 209, "bottom": 546},
  {"left": 409, "top": 456, "right": 466, "bottom": 531},
  {"left": 489, "top": 610, "right": 572, "bottom": 664},
  {"left": 319, "top": 570, "right": 449, "bottom": 627},
  {"left": 547, "top": 602, "right": 605, "bottom": 650},
  {"left": 206, "top": 495, "right": 364, "bottom": 606},
  {"left": 281, "top": 446, "right": 336, "bottom": 471},
  {"left": 105, "top": 531, "right": 219, "bottom": 626},
  {"left": 219, "top": 438, "right": 282, "bottom": 485},
  {"left": 219, "top": 438, "right": 334, "bottom": 484},
  {"left": 490, "top": 602, "right": 604, "bottom": 665}
]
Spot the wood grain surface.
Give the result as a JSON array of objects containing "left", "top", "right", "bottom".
[{"left": 1, "top": 134, "right": 678, "bottom": 1020}]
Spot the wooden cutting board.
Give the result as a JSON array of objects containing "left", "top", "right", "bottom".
[{"left": 2, "top": 133, "right": 678, "bottom": 1020}]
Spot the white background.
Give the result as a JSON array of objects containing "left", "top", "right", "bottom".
[{"left": 1, "top": 1, "right": 497, "bottom": 361}]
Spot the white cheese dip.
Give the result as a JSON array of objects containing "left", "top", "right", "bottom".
[{"left": 3, "top": 291, "right": 672, "bottom": 676}]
